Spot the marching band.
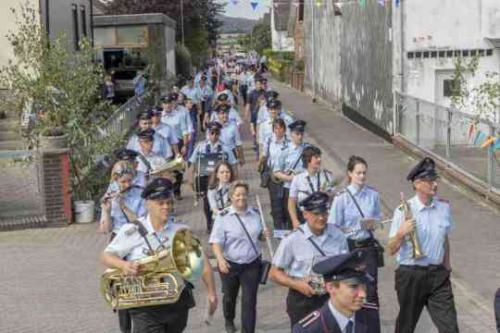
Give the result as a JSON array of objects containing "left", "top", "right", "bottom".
[{"left": 98, "top": 59, "right": 460, "bottom": 333}]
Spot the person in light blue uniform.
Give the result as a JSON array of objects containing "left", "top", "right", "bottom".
[
  {"left": 209, "top": 181, "right": 269, "bottom": 333},
  {"left": 257, "top": 99, "right": 293, "bottom": 150},
  {"left": 216, "top": 104, "right": 244, "bottom": 165},
  {"left": 269, "top": 192, "right": 349, "bottom": 328},
  {"left": 101, "top": 178, "right": 218, "bottom": 333},
  {"left": 188, "top": 122, "right": 238, "bottom": 232},
  {"left": 161, "top": 93, "right": 190, "bottom": 199},
  {"left": 289, "top": 145, "right": 336, "bottom": 229},
  {"left": 256, "top": 90, "right": 280, "bottom": 125},
  {"left": 292, "top": 250, "right": 374, "bottom": 333},
  {"left": 181, "top": 76, "right": 202, "bottom": 104},
  {"left": 127, "top": 110, "right": 173, "bottom": 160},
  {"left": 209, "top": 93, "right": 242, "bottom": 127},
  {"left": 261, "top": 118, "right": 289, "bottom": 233},
  {"left": 98, "top": 160, "right": 146, "bottom": 333},
  {"left": 133, "top": 129, "right": 167, "bottom": 178},
  {"left": 199, "top": 75, "right": 214, "bottom": 131},
  {"left": 106, "top": 149, "right": 146, "bottom": 194},
  {"left": 99, "top": 162, "right": 146, "bottom": 237},
  {"left": 175, "top": 94, "right": 195, "bottom": 143},
  {"left": 388, "top": 157, "right": 458, "bottom": 333},
  {"left": 328, "top": 155, "right": 382, "bottom": 332},
  {"left": 151, "top": 107, "right": 180, "bottom": 155},
  {"left": 273, "top": 120, "right": 308, "bottom": 231}
]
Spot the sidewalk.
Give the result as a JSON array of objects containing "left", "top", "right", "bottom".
[{"left": 272, "top": 79, "right": 498, "bottom": 332}]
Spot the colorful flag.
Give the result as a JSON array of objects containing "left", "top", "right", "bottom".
[
  {"left": 360, "top": 0, "right": 366, "bottom": 7},
  {"left": 378, "top": 0, "right": 385, "bottom": 6},
  {"left": 230, "top": 0, "right": 238, "bottom": 5},
  {"left": 492, "top": 138, "right": 500, "bottom": 151},
  {"left": 250, "top": 1, "right": 258, "bottom": 10},
  {"left": 473, "top": 131, "right": 487, "bottom": 146},
  {"left": 480, "top": 136, "right": 496, "bottom": 149},
  {"left": 395, "top": 0, "right": 400, "bottom": 7}
]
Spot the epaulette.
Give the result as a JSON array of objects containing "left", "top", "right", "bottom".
[
  {"left": 365, "top": 185, "right": 378, "bottom": 193},
  {"left": 362, "top": 301, "right": 379, "bottom": 310},
  {"left": 250, "top": 206, "right": 259, "bottom": 214},
  {"left": 297, "top": 310, "right": 320, "bottom": 328}
]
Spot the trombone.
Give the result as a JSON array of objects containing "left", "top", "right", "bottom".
[{"left": 399, "top": 193, "right": 425, "bottom": 259}]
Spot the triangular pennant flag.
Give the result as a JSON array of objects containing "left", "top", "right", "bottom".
[
  {"left": 360, "top": 0, "right": 366, "bottom": 7},
  {"left": 474, "top": 131, "right": 487, "bottom": 146},
  {"left": 251, "top": 1, "right": 258, "bottom": 10},
  {"left": 492, "top": 138, "right": 500, "bottom": 151},
  {"left": 378, "top": 0, "right": 385, "bottom": 6},
  {"left": 395, "top": 0, "right": 400, "bottom": 7},
  {"left": 231, "top": 0, "right": 238, "bottom": 5}
]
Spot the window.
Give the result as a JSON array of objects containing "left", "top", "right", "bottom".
[
  {"left": 80, "top": 5, "right": 87, "bottom": 37},
  {"left": 443, "top": 79, "right": 460, "bottom": 97},
  {"left": 72, "top": 4, "right": 79, "bottom": 50}
]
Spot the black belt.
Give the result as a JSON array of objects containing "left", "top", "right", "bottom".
[
  {"left": 399, "top": 264, "right": 444, "bottom": 271},
  {"left": 348, "top": 237, "right": 375, "bottom": 249}
]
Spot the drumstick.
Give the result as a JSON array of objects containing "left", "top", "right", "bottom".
[{"left": 256, "top": 195, "right": 274, "bottom": 257}]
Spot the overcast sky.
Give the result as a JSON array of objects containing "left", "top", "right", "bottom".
[{"left": 219, "top": 0, "right": 271, "bottom": 20}]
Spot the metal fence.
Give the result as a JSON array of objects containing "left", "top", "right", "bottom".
[
  {"left": 394, "top": 91, "right": 500, "bottom": 192},
  {"left": 0, "top": 150, "right": 45, "bottom": 226},
  {"left": 97, "top": 95, "right": 146, "bottom": 139}
]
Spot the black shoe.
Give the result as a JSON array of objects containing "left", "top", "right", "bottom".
[{"left": 225, "top": 320, "right": 236, "bottom": 333}]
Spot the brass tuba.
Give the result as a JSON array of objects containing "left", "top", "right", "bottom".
[
  {"left": 150, "top": 155, "right": 186, "bottom": 179},
  {"left": 399, "top": 195, "right": 425, "bottom": 259},
  {"left": 100, "top": 228, "right": 204, "bottom": 310}
]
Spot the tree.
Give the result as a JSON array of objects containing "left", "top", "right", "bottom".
[{"left": 239, "top": 21, "right": 271, "bottom": 54}]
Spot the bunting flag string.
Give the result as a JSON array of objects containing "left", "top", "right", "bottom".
[{"left": 466, "top": 120, "right": 500, "bottom": 151}]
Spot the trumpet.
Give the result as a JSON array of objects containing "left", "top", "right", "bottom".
[{"left": 400, "top": 194, "right": 425, "bottom": 259}]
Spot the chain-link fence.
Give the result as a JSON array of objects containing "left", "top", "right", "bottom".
[
  {"left": 395, "top": 91, "right": 500, "bottom": 191},
  {"left": 0, "top": 150, "right": 45, "bottom": 228}
]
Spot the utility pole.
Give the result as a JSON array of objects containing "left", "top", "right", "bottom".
[{"left": 180, "top": 0, "right": 185, "bottom": 46}]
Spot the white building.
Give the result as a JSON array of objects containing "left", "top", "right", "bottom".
[
  {"left": 271, "top": 0, "right": 294, "bottom": 51},
  {"left": 393, "top": 0, "right": 500, "bottom": 107}
]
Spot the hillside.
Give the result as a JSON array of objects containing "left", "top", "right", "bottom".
[{"left": 219, "top": 15, "right": 258, "bottom": 33}]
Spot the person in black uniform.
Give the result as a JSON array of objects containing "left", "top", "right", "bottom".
[{"left": 292, "top": 250, "right": 373, "bottom": 333}]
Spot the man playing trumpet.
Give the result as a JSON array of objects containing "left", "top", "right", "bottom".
[{"left": 388, "top": 157, "right": 458, "bottom": 333}]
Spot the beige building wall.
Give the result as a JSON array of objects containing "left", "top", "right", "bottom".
[{"left": 0, "top": 0, "right": 39, "bottom": 89}]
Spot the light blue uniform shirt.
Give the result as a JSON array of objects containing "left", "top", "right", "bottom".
[
  {"left": 257, "top": 105, "right": 291, "bottom": 125},
  {"left": 207, "top": 183, "right": 231, "bottom": 213},
  {"left": 262, "top": 135, "right": 289, "bottom": 170},
  {"left": 161, "top": 109, "right": 189, "bottom": 139},
  {"left": 135, "top": 149, "right": 166, "bottom": 174},
  {"left": 289, "top": 169, "right": 335, "bottom": 205},
  {"left": 272, "top": 223, "right": 348, "bottom": 278},
  {"left": 152, "top": 122, "right": 179, "bottom": 146},
  {"left": 199, "top": 84, "right": 214, "bottom": 102},
  {"left": 210, "top": 107, "right": 242, "bottom": 127},
  {"left": 219, "top": 121, "right": 242, "bottom": 150},
  {"left": 328, "top": 184, "right": 382, "bottom": 240},
  {"left": 175, "top": 105, "right": 194, "bottom": 134},
  {"left": 107, "top": 186, "right": 146, "bottom": 234},
  {"left": 258, "top": 113, "right": 294, "bottom": 145},
  {"left": 209, "top": 206, "right": 263, "bottom": 264},
  {"left": 188, "top": 140, "right": 238, "bottom": 165},
  {"left": 389, "top": 195, "right": 452, "bottom": 266},
  {"left": 181, "top": 85, "right": 202, "bottom": 104},
  {"left": 328, "top": 301, "right": 354, "bottom": 333},
  {"left": 274, "top": 142, "right": 306, "bottom": 189},
  {"left": 126, "top": 133, "right": 173, "bottom": 159},
  {"left": 105, "top": 215, "right": 189, "bottom": 262}
]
